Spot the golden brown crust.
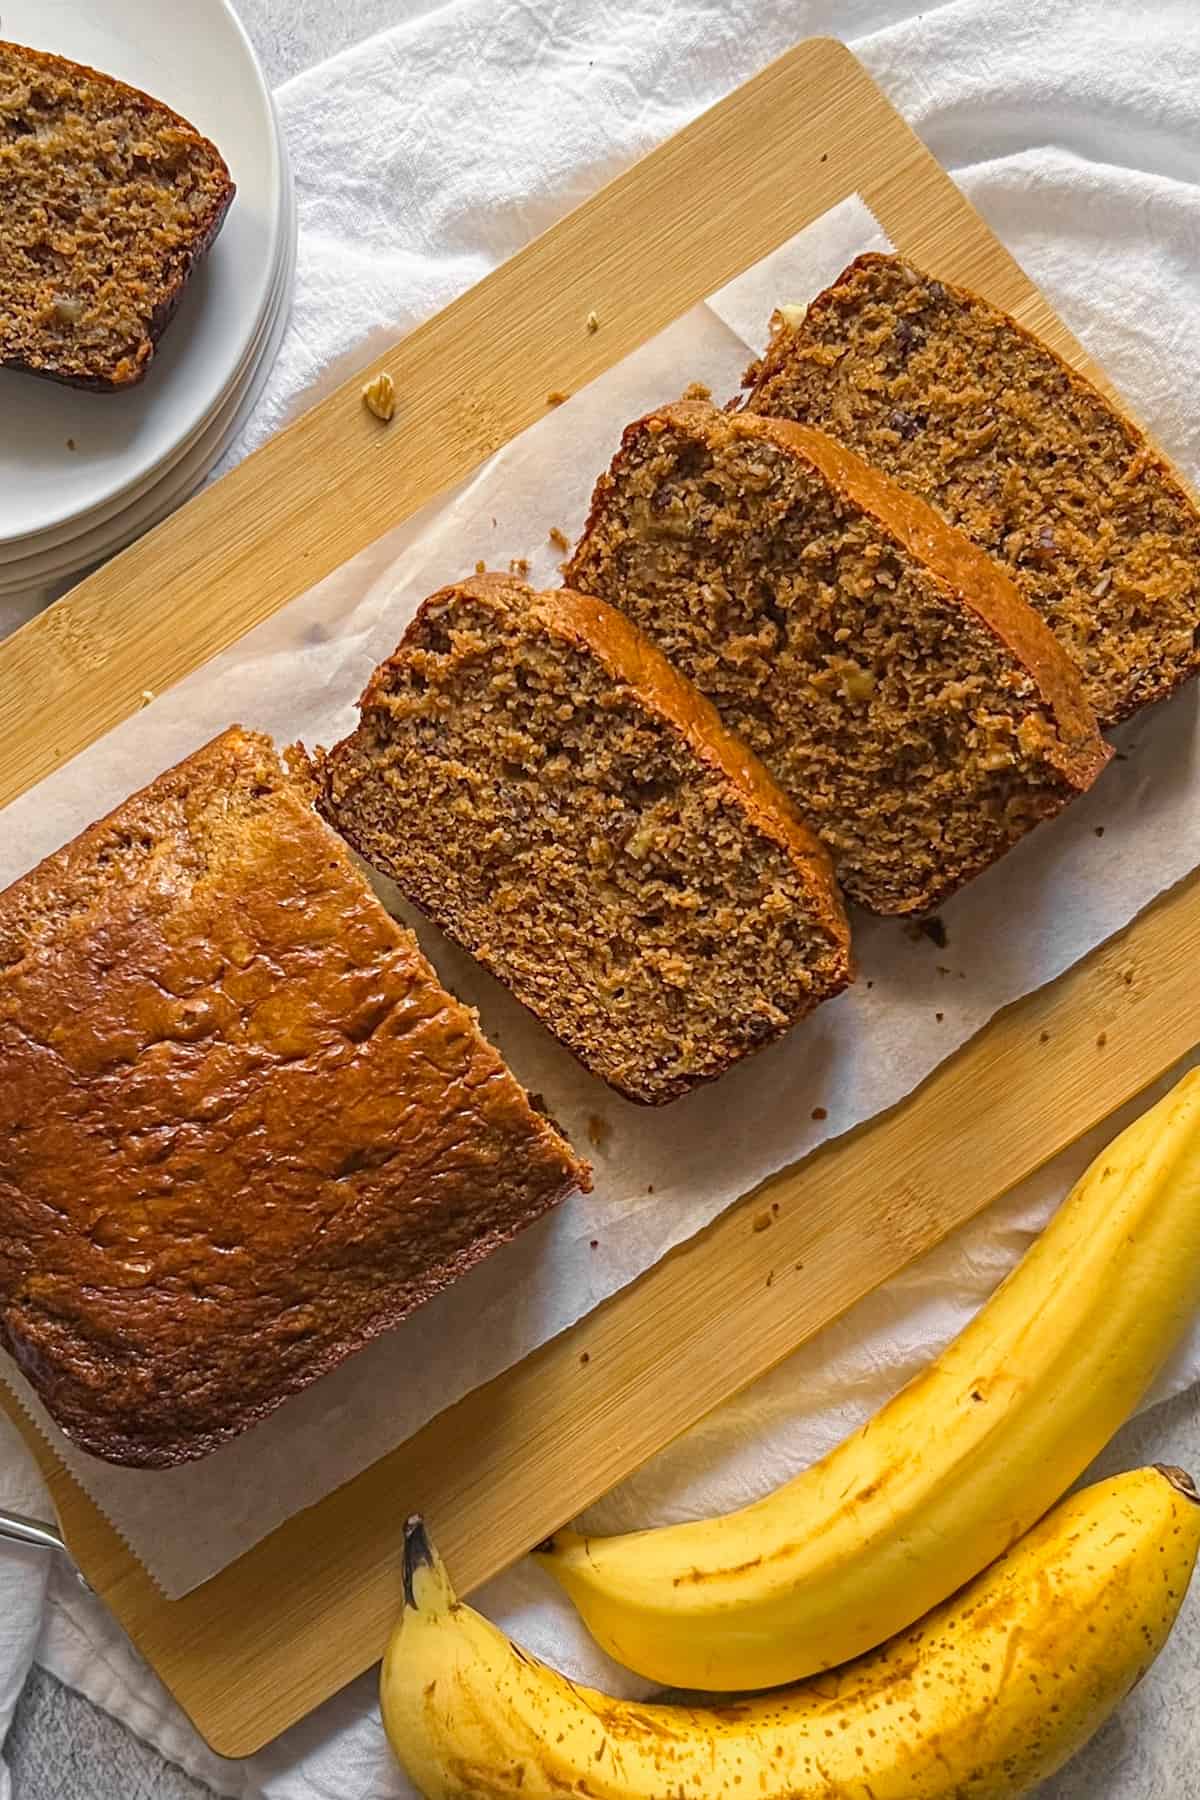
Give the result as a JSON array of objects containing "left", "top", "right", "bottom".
[
  {"left": 741, "top": 253, "right": 1200, "bottom": 727},
  {"left": 0, "top": 40, "right": 235, "bottom": 391},
  {"left": 0, "top": 727, "right": 588, "bottom": 1467}
]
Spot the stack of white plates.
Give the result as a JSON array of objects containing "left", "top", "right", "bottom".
[{"left": 0, "top": 0, "right": 296, "bottom": 608}]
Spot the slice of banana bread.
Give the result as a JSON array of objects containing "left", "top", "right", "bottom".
[
  {"left": 740, "top": 253, "right": 1200, "bottom": 727},
  {"left": 566, "top": 401, "right": 1110, "bottom": 915},
  {"left": 317, "top": 574, "right": 852, "bottom": 1105},
  {"left": 0, "top": 728, "right": 588, "bottom": 1467},
  {"left": 0, "top": 40, "right": 234, "bottom": 390}
]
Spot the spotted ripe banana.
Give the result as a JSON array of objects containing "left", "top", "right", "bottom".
[
  {"left": 539, "top": 1066, "right": 1200, "bottom": 1690},
  {"left": 382, "top": 1466, "right": 1200, "bottom": 1800}
]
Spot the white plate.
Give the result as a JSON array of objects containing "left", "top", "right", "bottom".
[
  {"left": 0, "top": 162, "right": 296, "bottom": 597},
  {"left": 0, "top": 0, "right": 283, "bottom": 544}
]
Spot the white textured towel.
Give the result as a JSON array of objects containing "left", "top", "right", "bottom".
[{"left": 4, "top": 1, "right": 1200, "bottom": 1795}]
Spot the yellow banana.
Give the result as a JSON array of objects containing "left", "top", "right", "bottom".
[
  {"left": 381, "top": 1466, "right": 1200, "bottom": 1800},
  {"left": 538, "top": 1066, "right": 1200, "bottom": 1689}
]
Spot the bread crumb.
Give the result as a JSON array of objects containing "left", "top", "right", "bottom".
[
  {"left": 362, "top": 371, "right": 396, "bottom": 422},
  {"left": 549, "top": 526, "right": 571, "bottom": 552},
  {"left": 139, "top": 689, "right": 155, "bottom": 708},
  {"left": 1040, "top": 1030, "right": 1051, "bottom": 1043},
  {"left": 586, "top": 1113, "right": 611, "bottom": 1149},
  {"left": 752, "top": 1209, "right": 772, "bottom": 1233},
  {"left": 646, "top": 1183, "right": 654, "bottom": 1194},
  {"left": 680, "top": 380, "right": 712, "bottom": 403},
  {"left": 579, "top": 1351, "right": 590, "bottom": 1366},
  {"left": 765, "top": 1271, "right": 774, "bottom": 1288},
  {"left": 1097, "top": 1031, "right": 1107, "bottom": 1049},
  {"left": 586, "top": 309, "right": 600, "bottom": 334},
  {"left": 546, "top": 389, "right": 569, "bottom": 406},
  {"left": 918, "top": 915, "right": 948, "bottom": 948},
  {"left": 1094, "top": 825, "right": 1105, "bottom": 837},
  {"left": 65, "top": 437, "right": 76, "bottom": 451},
  {"left": 589, "top": 1238, "right": 599, "bottom": 1249},
  {"left": 811, "top": 1105, "right": 827, "bottom": 1121},
  {"left": 509, "top": 557, "right": 530, "bottom": 578},
  {"left": 474, "top": 559, "right": 487, "bottom": 575},
  {"left": 935, "top": 1011, "right": 944, "bottom": 1022}
]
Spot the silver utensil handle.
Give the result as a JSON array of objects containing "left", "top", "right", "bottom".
[
  {"left": 0, "top": 1506, "right": 90, "bottom": 1589},
  {"left": 0, "top": 1508, "right": 66, "bottom": 1555}
]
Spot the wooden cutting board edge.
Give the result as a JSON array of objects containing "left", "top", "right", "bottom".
[{"left": 2, "top": 35, "right": 1198, "bottom": 1758}]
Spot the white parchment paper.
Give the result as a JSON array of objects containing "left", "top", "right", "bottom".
[{"left": 4, "top": 197, "right": 1199, "bottom": 1597}]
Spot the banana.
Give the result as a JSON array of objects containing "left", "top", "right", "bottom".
[
  {"left": 381, "top": 1466, "right": 1200, "bottom": 1800},
  {"left": 538, "top": 1066, "right": 1200, "bottom": 1690}
]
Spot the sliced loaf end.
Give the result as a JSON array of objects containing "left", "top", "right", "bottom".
[
  {"left": 740, "top": 253, "right": 1200, "bottom": 727},
  {"left": 567, "top": 399, "right": 1110, "bottom": 914},
  {"left": 318, "top": 572, "right": 852, "bottom": 1104},
  {"left": 0, "top": 40, "right": 235, "bottom": 390}
]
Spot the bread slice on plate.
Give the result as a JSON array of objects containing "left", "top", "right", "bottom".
[
  {"left": 0, "top": 40, "right": 235, "bottom": 390},
  {"left": 317, "top": 573, "right": 852, "bottom": 1105},
  {"left": 566, "top": 400, "right": 1110, "bottom": 915},
  {"left": 739, "top": 253, "right": 1200, "bottom": 727},
  {"left": 0, "top": 728, "right": 587, "bottom": 1468}
]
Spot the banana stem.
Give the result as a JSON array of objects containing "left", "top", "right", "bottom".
[
  {"left": 1155, "top": 1465, "right": 1200, "bottom": 1504},
  {"left": 403, "top": 1516, "right": 437, "bottom": 1608}
]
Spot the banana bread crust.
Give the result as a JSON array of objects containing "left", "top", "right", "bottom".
[
  {"left": 318, "top": 574, "right": 852, "bottom": 1104},
  {"left": 741, "top": 253, "right": 1200, "bottom": 726},
  {"left": 0, "top": 728, "right": 588, "bottom": 1467},
  {"left": 0, "top": 40, "right": 235, "bottom": 390}
]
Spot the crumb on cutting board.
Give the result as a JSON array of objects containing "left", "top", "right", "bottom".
[
  {"left": 549, "top": 526, "right": 571, "bottom": 552},
  {"left": 362, "top": 371, "right": 396, "bottom": 421},
  {"left": 509, "top": 556, "right": 530, "bottom": 578},
  {"left": 586, "top": 309, "right": 600, "bottom": 334},
  {"left": 546, "top": 389, "right": 569, "bottom": 406}
]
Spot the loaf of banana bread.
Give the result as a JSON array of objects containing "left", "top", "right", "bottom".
[
  {"left": 0, "top": 40, "right": 234, "bottom": 389},
  {"left": 317, "top": 573, "right": 852, "bottom": 1104},
  {"left": 740, "top": 253, "right": 1200, "bottom": 727},
  {"left": 566, "top": 400, "right": 1110, "bottom": 914},
  {"left": 0, "top": 728, "right": 588, "bottom": 1467}
]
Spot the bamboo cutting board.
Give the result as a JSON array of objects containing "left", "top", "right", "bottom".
[{"left": 3, "top": 36, "right": 1199, "bottom": 1759}]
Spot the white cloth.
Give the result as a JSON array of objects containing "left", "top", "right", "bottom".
[{"left": 4, "top": 0, "right": 1200, "bottom": 1794}]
